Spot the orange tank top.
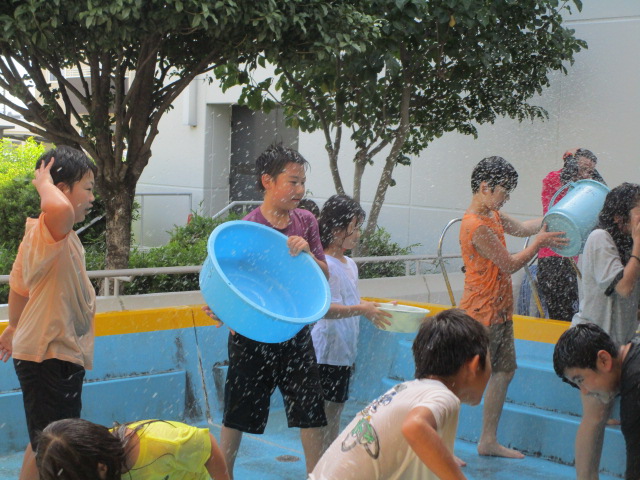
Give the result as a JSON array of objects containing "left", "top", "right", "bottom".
[{"left": 459, "top": 211, "right": 513, "bottom": 326}]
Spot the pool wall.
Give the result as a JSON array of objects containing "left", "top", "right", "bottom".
[{"left": 0, "top": 294, "right": 625, "bottom": 478}]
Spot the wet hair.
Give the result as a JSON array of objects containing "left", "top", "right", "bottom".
[
  {"left": 413, "top": 308, "right": 489, "bottom": 379},
  {"left": 597, "top": 183, "right": 640, "bottom": 265},
  {"left": 552, "top": 323, "right": 618, "bottom": 388},
  {"left": 36, "top": 418, "right": 125, "bottom": 480},
  {"left": 560, "top": 148, "right": 605, "bottom": 184},
  {"left": 470, "top": 156, "right": 518, "bottom": 194},
  {"left": 562, "top": 148, "right": 598, "bottom": 166},
  {"left": 318, "top": 194, "right": 366, "bottom": 249},
  {"left": 297, "top": 198, "right": 320, "bottom": 218},
  {"left": 255, "top": 144, "right": 309, "bottom": 192},
  {"left": 36, "top": 146, "right": 97, "bottom": 188}
]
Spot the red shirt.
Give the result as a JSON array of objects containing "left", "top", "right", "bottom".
[{"left": 539, "top": 169, "right": 566, "bottom": 259}]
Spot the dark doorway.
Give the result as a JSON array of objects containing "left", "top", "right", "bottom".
[{"left": 229, "top": 106, "right": 298, "bottom": 201}]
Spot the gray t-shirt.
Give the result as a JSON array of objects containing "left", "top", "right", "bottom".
[{"left": 572, "top": 229, "right": 640, "bottom": 345}]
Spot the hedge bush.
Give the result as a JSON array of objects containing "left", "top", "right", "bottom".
[
  {"left": 123, "top": 212, "right": 244, "bottom": 295},
  {"left": 117, "top": 211, "right": 417, "bottom": 296},
  {"left": 358, "top": 228, "right": 419, "bottom": 279},
  {"left": 0, "top": 143, "right": 417, "bottom": 302},
  {"left": 0, "top": 138, "right": 45, "bottom": 184}
]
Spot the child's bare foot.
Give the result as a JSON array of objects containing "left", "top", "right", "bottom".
[
  {"left": 606, "top": 418, "right": 621, "bottom": 426},
  {"left": 477, "top": 442, "right": 525, "bottom": 459},
  {"left": 454, "top": 455, "right": 466, "bottom": 467}
]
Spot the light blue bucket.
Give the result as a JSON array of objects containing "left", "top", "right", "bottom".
[
  {"left": 543, "top": 179, "right": 610, "bottom": 257},
  {"left": 199, "top": 221, "right": 331, "bottom": 343}
]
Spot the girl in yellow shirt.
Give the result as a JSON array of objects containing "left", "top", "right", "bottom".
[{"left": 36, "top": 418, "right": 229, "bottom": 480}]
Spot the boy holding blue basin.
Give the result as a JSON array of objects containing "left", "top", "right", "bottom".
[
  {"left": 459, "top": 156, "right": 567, "bottom": 459},
  {"left": 310, "top": 309, "right": 491, "bottom": 480},
  {"left": 214, "top": 145, "right": 329, "bottom": 478}
]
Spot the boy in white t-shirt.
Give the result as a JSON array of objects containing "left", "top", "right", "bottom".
[{"left": 310, "top": 308, "right": 491, "bottom": 480}]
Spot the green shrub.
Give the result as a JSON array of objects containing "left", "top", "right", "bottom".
[
  {"left": 123, "top": 212, "right": 243, "bottom": 295},
  {"left": 1, "top": 207, "right": 417, "bottom": 303},
  {"left": 0, "top": 176, "right": 41, "bottom": 250},
  {"left": 0, "top": 138, "right": 45, "bottom": 185},
  {"left": 0, "top": 245, "right": 15, "bottom": 303},
  {"left": 0, "top": 138, "right": 106, "bottom": 252},
  {"left": 357, "top": 227, "right": 419, "bottom": 279}
]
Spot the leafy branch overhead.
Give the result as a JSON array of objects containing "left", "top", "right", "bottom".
[
  {"left": 0, "top": 0, "right": 358, "bottom": 269},
  {"left": 218, "top": 0, "right": 586, "bottom": 245}
]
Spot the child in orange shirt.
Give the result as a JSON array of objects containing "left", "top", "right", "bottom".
[
  {"left": 0, "top": 146, "right": 97, "bottom": 480},
  {"left": 459, "top": 156, "right": 566, "bottom": 459}
]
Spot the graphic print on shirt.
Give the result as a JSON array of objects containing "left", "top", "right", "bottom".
[{"left": 340, "top": 383, "right": 407, "bottom": 459}]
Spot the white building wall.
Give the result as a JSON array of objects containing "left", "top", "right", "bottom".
[{"left": 140, "top": 0, "right": 640, "bottom": 252}]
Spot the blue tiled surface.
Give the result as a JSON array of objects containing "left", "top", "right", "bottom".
[{"left": 0, "top": 402, "right": 621, "bottom": 480}]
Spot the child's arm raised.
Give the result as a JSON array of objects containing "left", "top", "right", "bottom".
[
  {"left": 0, "top": 289, "right": 28, "bottom": 362},
  {"left": 614, "top": 219, "right": 640, "bottom": 298},
  {"left": 402, "top": 406, "right": 466, "bottom": 480},
  {"left": 33, "top": 158, "right": 75, "bottom": 241},
  {"left": 473, "top": 224, "right": 567, "bottom": 274}
]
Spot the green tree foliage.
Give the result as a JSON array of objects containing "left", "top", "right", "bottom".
[
  {"left": 0, "top": 0, "right": 369, "bottom": 269},
  {"left": 0, "top": 137, "right": 45, "bottom": 183},
  {"left": 0, "top": 138, "right": 46, "bottom": 250},
  {"left": 218, "top": 0, "right": 586, "bottom": 249}
]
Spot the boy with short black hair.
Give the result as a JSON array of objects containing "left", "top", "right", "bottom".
[
  {"left": 460, "top": 156, "right": 566, "bottom": 458},
  {"left": 0, "top": 146, "right": 97, "bottom": 480},
  {"left": 218, "top": 144, "right": 329, "bottom": 478},
  {"left": 309, "top": 308, "right": 491, "bottom": 480},
  {"left": 553, "top": 323, "right": 640, "bottom": 479}
]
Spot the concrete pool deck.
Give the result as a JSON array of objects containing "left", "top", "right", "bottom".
[{"left": 0, "top": 402, "right": 622, "bottom": 480}]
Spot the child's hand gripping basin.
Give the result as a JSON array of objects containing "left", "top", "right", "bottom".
[
  {"left": 375, "top": 303, "right": 430, "bottom": 333},
  {"left": 199, "top": 221, "right": 331, "bottom": 343}
]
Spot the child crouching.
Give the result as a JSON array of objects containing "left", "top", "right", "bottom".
[{"left": 36, "top": 418, "right": 229, "bottom": 480}]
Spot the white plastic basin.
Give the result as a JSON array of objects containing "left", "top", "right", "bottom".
[{"left": 376, "top": 303, "right": 430, "bottom": 333}]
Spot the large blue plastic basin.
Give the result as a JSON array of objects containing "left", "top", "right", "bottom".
[
  {"left": 544, "top": 179, "right": 609, "bottom": 257},
  {"left": 199, "top": 221, "right": 331, "bottom": 343}
]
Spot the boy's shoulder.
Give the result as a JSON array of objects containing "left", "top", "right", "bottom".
[
  {"left": 461, "top": 211, "right": 501, "bottom": 229},
  {"left": 291, "top": 207, "right": 317, "bottom": 223}
]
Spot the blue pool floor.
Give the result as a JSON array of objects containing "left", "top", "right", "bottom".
[{"left": 0, "top": 401, "right": 622, "bottom": 480}]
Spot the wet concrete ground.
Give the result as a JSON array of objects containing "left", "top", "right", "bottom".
[{"left": 0, "top": 402, "right": 622, "bottom": 479}]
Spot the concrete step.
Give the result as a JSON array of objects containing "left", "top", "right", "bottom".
[
  {"left": 0, "top": 370, "right": 186, "bottom": 456},
  {"left": 458, "top": 398, "right": 624, "bottom": 478},
  {"left": 507, "top": 358, "right": 583, "bottom": 417},
  {"left": 376, "top": 374, "right": 624, "bottom": 478}
]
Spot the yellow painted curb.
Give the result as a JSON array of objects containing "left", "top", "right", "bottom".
[{"left": 1, "top": 300, "right": 569, "bottom": 344}]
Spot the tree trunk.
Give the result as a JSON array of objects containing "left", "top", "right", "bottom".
[
  {"left": 102, "top": 184, "right": 136, "bottom": 270},
  {"left": 360, "top": 49, "right": 412, "bottom": 252},
  {"left": 352, "top": 149, "right": 368, "bottom": 204},
  {"left": 328, "top": 147, "right": 345, "bottom": 195},
  {"left": 360, "top": 153, "right": 397, "bottom": 255}
]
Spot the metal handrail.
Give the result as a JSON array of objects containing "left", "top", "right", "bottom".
[
  {"left": 212, "top": 201, "right": 262, "bottom": 219},
  {"left": 0, "top": 255, "right": 464, "bottom": 297},
  {"left": 437, "top": 218, "right": 462, "bottom": 307}
]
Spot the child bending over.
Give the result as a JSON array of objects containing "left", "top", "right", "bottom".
[
  {"left": 36, "top": 418, "right": 229, "bottom": 480},
  {"left": 310, "top": 308, "right": 491, "bottom": 480}
]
